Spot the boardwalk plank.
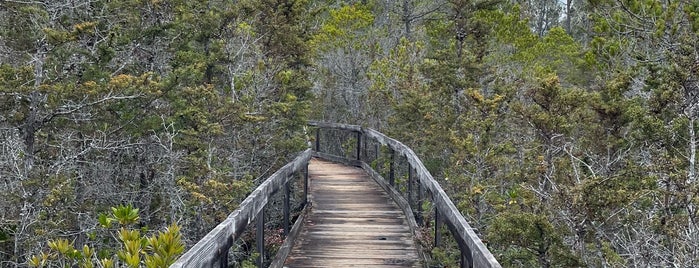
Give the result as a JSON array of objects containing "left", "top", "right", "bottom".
[{"left": 283, "top": 159, "right": 421, "bottom": 268}]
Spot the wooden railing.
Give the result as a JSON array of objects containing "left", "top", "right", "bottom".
[
  {"left": 309, "top": 121, "right": 501, "bottom": 268},
  {"left": 170, "top": 149, "right": 312, "bottom": 268},
  {"left": 172, "top": 122, "right": 501, "bottom": 268}
]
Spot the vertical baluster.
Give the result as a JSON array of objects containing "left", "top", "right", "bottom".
[
  {"left": 303, "top": 163, "right": 309, "bottom": 206},
  {"left": 417, "top": 180, "right": 423, "bottom": 225},
  {"left": 218, "top": 248, "right": 229, "bottom": 268},
  {"left": 389, "top": 149, "right": 395, "bottom": 186},
  {"left": 256, "top": 210, "right": 264, "bottom": 267},
  {"left": 283, "top": 179, "right": 291, "bottom": 236},
  {"left": 315, "top": 127, "right": 320, "bottom": 152},
  {"left": 375, "top": 144, "right": 379, "bottom": 163},
  {"left": 461, "top": 249, "right": 473, "bottom": 268},
  {"left": 407, "top": 164, "right": 413, "bottom": 208},
  {"left": 362, "top": 133, "right": 368, "bottom": 160},
  {"left": 461, "top": 252, "right": 467, "bottom": 268},
  {"left": 356, "top": 131, "right": 361, "bottom": 161}
]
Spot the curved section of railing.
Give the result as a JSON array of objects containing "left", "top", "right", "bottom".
[
  {"left": 309, "top": 121, "right": 501, "bottom": 268},
  {"left": 171, "top": 149, "right": 312, "bottom": 268}
]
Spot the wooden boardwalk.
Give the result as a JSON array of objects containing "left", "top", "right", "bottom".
[{"left": 284, "top": 159, "right": 421, "bottom": 267}]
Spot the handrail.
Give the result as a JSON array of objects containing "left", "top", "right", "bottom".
[
  {"left": 309, "top": 121, "right": 501, "bottom": 268},
  {"left": 173, "top": 122, "right": 501, "bottom": 268},
  {"left": 171, "top": 149, "right": 312, "bottom": 268}
]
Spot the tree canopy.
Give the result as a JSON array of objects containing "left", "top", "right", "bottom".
[{"left": 1, "top": 0, "right": 698, "bottom": 267}]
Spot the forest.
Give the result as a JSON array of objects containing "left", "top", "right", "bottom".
[{"left": 0, "top": 0, "right": 698, "bottom": 267}]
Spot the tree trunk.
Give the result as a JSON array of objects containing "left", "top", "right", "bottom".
[
  {"left": 22, "top": 48, "right": 47, "bottom": 172},
  {"left": 21, "top": 91, "right": 39, "bottom": 171},
  {"left": 688, "top": 116, "right": 695, "bottom": 185},
  {"left": 565, "top": 0, "right": 572, "bottom": 33},
  {"left": 403, "top": 0, "right": 412, "bottom": 39}
]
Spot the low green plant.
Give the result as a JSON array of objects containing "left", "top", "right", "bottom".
[{"left": 29, "top": 204, "right": 184, "bottom": 268}]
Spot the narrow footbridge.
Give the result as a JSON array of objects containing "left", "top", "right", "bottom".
[{"left": 170, "top": 122, "right": 501, "bottom": 268}]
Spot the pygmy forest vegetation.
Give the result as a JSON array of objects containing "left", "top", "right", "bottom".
[{"left": 1, "top": 0, "right": 698, "bottom": 267}]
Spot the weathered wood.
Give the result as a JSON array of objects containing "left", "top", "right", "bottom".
[
  {"left": 360, "top": 161, "right": 431, "bottom": 266},
  {"left": 311, "top": 151, "right": 361, "bottom": 167},
  {"left": 408, "top": 165, "right": 413, "bottom": 208},
  {"left": 315, "top": 127, "right": 320, "bottom": 152},
  {"left": 218, "top": 249, "right": 228, "bottom": 268},
  {"left": 311, "top": 122, "right": 502, "bottom": 268},
  {"left": 284, "top": 159, "right": 422, "bottom": 268},
  {"left": 389, "top": 148, "right": 395, "bottom": 186},
  {"left": 256, "top": 209, "right": 264, "bottom": 267},
  {"left": 176, "top": 122, "right": 500, "bottom": 268},
  {"left": 303, "top": 164, "right": 309, "bottom": 206},
  {"left": 270, "top": 204, "right": 309, "bottom": 268},
  {"left": 283, "top": 181, "right": 291, "bottom": 236},
  {"left": 170, "top": 149, "right": 312, "bottom": 268},
  {"left": 356, "top": 131, "right": 362, "bottom": 160},
  {"left": 417, "top": 178, "right": 423, "bottom": 225},
  {"left": 375, "top": 143, "right": 380, "bottom": 162}
]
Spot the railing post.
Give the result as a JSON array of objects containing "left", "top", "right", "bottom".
[
  {"left": 256, "top": 210, "right": 264, "bottom": 267},
  {"left": 315, "top": 127, "right": 320, "bottom": 152},
  {"left": 417, "top": 180, "right": 423, "bottom": 225},
  {"left": 407, "top": 165, "right": 413, "bottom": 208},
  {"left": 461, "top": 250, "right": 473, "bottom": 268},
  {"left": 362, "top": 134, "right": 368, "bottom": 160},
  {"left": 219, "top": 249, "right": 229, "bottom": 268},
  {"left": 303, "top": 163, "right": 309, "bottom": 206},
  {"left": 435, "top": 209, "right": 442, "bottom": 248},
  {"left": 356, "top": 131, "right": 361, "bottom": 161},
  {"left": 389, "top": 149, "right": 395, "bottom": 186},
  {"left": 375, "top": 144, "right": 379, "bottom": 162},
  {"left": 283, "top": 180, "right": 291, "bottom": 236}
]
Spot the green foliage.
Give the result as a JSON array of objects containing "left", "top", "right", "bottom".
[
  {"left": 368, "top": 38, "right": 426, "bottom": 121},
  {"left": 430, "top": 246, "right": 460, "bottom": 267},
  {"left": 310, "top": 4, "right": 375, "bottom": 52},
  {"left": 3, "top": 0, "right": 699, "bottom": 266},
  {"left": 144, "top": 225, "right": 185, "bottom": 268},
  {"left": 2, "top": 0, "right": 313, "bottom": 265},
  {"left": 480, "top": 8, "right": 594, "bottom": 84},
  {"left": 112, "top": 204, "right": 140, "bottom": 225},
  {"left": 0, "top": 225, "right": 12, "bottom": 243},
  {"left": 687, "top": 2, "right": 699, "bottom": 32},
  {"left": 31, "top": 205, "right": 184, "bottom": 268},
  {"left": 488, "top": 212, "right": 583, "bottom": 267},
  {"left": 515, "top": 74, "right": 586, "bottom": 139}
]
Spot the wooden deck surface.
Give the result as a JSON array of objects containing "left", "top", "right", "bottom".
[{"left": 284, "top": 159, "right": 421, "bottom": 267}]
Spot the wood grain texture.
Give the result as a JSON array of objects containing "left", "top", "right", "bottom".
[
  {"left": 360, "top": 161, "right": 430, "bottom": 265},
  {"left": 170, "top": 149, "right": 312, "bottom": 268},
  {"left": 284, "top": 159, "right": 422, "bottom": 268},
  {"left": 270, "top": 206, "right": 310, "bottom": 268},
  {"left": 174, "top": 122, "right": 500, "bottom": 268},
  {"left": 309, "top": 122, "right": 502, "bottom": 268}
]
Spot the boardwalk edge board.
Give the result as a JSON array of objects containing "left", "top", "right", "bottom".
[
  {"left": 284, "top": 159, "right": 421, "bottom": 267},
  {"left": 359, "top": 161, "right": 432, "bottom": 267},
  {"left": 309, "top": 121, "right": 502, "bottom": 268},
  {"left": 269, "top": 205, "right": 310, "bottom": 268}
]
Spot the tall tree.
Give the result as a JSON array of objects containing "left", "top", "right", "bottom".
[
  {"left": 0, "top": 0, "right": 313, "bottom": 266},
  {"left": 310, "top": 3, "right": 377, "bottom": 123},
  {"left": 589, "top": 0, "right": 699, "bottom": 265}
]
